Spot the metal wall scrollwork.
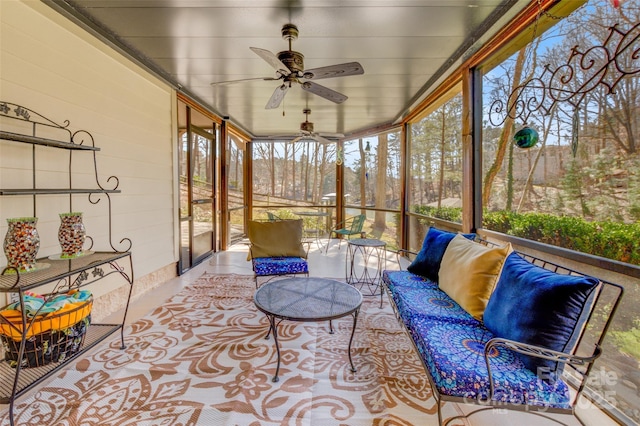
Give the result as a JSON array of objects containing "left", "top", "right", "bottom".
[
  {"left": 488, "top": 22, "right": 640, "bottom": 127},
  {"left": 0, "top": 102, "right": 71, "bottom": 130}
]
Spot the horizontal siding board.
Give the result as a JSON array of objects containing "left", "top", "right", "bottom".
[{"left": 1, "top": 1, "right": 177, "bottom": 281}]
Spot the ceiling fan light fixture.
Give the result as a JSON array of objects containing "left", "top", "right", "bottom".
[
  {"left": 221, "top": 23, "right": 364, "bottom": 110},
  {"left": 301, "top": 121, "right": 314, "bottom": 133},
  {"left": 277, "top": 50, "right": 305, "bottom": 74},
  {"left": 288, "top": 108, "right": 338, "bottom": 144}
]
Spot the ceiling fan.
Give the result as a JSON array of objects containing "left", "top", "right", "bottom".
[
  {"left": 211, "top": 23, "right": 364, "bottom": 109},
  {"left": 290, "top": 108, "right": 343, "bottom": 144}
]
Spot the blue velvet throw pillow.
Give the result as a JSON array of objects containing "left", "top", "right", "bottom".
[
  {"left": 483, "top": 252, "right": 599, "bottom": 379},
  {"left": 406, "top": 228, "right": 476, "bottom": 282}
]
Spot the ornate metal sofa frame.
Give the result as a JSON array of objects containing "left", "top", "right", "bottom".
[{"left": 382, "top": 239, "right": 624, "bottom": 426}]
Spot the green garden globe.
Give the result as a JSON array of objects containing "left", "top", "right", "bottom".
[{"left": 513, "top": 126, "right": 539, "bottom": 148}]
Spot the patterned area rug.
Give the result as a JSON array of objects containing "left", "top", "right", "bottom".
[{"left": 1, "top": 274, "right": 466, "bottom": 425}]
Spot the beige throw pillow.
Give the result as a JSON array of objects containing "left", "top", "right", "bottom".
[
  {"left": 438, "top": 234, "right": 512, "bottom": 320},
  {"left": 247, "top": 219, "right": 306, "bottom": 260}
]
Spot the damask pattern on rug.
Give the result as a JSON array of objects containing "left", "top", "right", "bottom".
[{"left": 0, "top": 274, "right": 466, "bottom": 426}]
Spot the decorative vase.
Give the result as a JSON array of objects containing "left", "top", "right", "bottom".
[
  {"left": 58, "top": 212, "right": 86, "bottom": 258},
  {"left": 3, "top": 217, "right": 40, "bottom": 272},
  {"left": 513, "top": 126, "right": 539, "bottom": 149}
]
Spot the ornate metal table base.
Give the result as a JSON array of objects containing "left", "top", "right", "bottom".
[
  {"left": 253, "top": 277, "right": 362, "bottom": 382},
  {"left": 346, "top": 238, "right": 386, "bottom": 307}
]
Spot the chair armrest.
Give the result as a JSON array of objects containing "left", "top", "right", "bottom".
[
  {"left": 332, "top": 218, "right": 349, "bottom": 229},
  {"left": 483, "top": 337, "right": 601, "bottom": 399},
  {"left": 302, "top": 240, "right": 311, "bottom": 257},
  {"left": 394, "top": 249, "right": 418, "bottom": 270}
]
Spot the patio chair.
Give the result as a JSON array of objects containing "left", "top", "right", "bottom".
[
  {"left": 326, "top": 214, "right": 366, "bottom": 253},
  {"left": 267, "top": 212, "right": 281, "bottom": 221},
  {"left": 247, "top": 219, "right": 309, "bottom": 288}
]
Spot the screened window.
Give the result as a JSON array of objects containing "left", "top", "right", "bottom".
[
  {"left": 228, "top": 133, "right": 246, "bottom": 242},
  {"left": 406, "top": 87, "right": 464, "bottom": 251},
  {"left": 343, "top": 130, "right": 402, "bottom": 250},
  {"left": 251, "top": 139, "right": 337, "bottom": 216},
  {"left": 479, "top": 1, "right": 639, "bottom": 422},
  {"left": 481, "top": 0, "right": 639, "bottom": 266}
]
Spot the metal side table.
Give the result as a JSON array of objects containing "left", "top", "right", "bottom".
[
  {"left": 345, "top": 238, "right": 386, "bottom": 307},
  {"left": 296, "top": 210, "right": 329, "bottom": 250}
]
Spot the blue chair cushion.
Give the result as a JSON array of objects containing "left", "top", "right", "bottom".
[
  {"left": 483, "top": 252, "right": 599, "bottom": 376},
  {"left": 406, "top": 228, "right": 476, "bottom": 282},
  {"left": 410, "top": 317, "right": 571, "bottom": 409},
  {"left": 253, "top": 257, "right": 308, "bottom": 276}
]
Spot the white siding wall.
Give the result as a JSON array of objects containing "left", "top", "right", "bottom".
[{"left": 0, "top": 1, "right": 177, "bottom": 307}]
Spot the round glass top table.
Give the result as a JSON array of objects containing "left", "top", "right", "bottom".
[{"left": 253, "top": 277, "right": 363, "bottom": 382}]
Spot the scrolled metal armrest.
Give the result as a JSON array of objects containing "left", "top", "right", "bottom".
[
  {"left": 395, "top": 249, "right": 418, "bottom": 270},
  {"left": 483, "top": 337, "right": 602, "bottom": 399}
]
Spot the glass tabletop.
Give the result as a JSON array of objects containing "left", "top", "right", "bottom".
[
  {"left": 347, "top": 238, "right": 386, "bottom": 248},
  {"left": 253, "top": 277, "right": 362, "bottom": 321}
]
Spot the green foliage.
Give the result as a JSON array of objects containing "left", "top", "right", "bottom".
[
  {"left": 483, "top": 211, "right": 640, "bottom": 265},
  {"left": 409, "top": 206, "right": 640, "bottom": 265},
  {"left": 262, "top": 209, "right": 297, "bottom": 220},
  {"left": 411, "top": 205, "right": 462, "bottom": 222},
  {"left": 611, "top": 320, "right": 640, "bottom": 359}
]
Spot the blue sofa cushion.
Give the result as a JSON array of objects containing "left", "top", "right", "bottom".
[
  {"left": 383, "top": 270, "right": 437, "bottom": 291},
  {"left": 252, "top": 257, "right": 308, "bottom": 276},
  {"left": 393, "top": 287, "right": 480, "bottom": 328},
  {"left": 410, "top": 317, "right": 571, "bottom": 408},
  {"left": 483, "top": 252, "right": 599, "bottom": 376},
  {"left": 406, "top": 228, "right": 475, "bottom": 282}
]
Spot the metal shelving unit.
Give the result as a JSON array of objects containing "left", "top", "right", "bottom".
[{"left": 0, "top": 101, "right": 134, "bottom": 426}]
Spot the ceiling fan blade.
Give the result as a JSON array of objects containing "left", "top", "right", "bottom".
[
  {"left": 318, "top": 132, "right": 345, "bottom": 138},
  {"left": 301, "top": 81, "right": 347, "bottom": 104},
  {"left": 290, "top": 134, "right": 336, "bottom": 144},
  {"left": 250, "top": 47, "right": 291, "bottom": 76},
  {"left": 210, "top": 76, "right": 279, "bottom": 86},
  {"left": 290, "top": 136, "right": 306, "bottom": 144},
  {"left": 314, "top": 135, "right": 336, "bottom": 144},
  {"left": 265, "top": 84, "right": 289, "bottom": 109},
  {"left": 303, "top": 62, "right": 364, "bottom": 80}
]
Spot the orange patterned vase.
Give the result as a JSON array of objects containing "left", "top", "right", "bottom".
[
  {"left": 58, "top": 212, "right": 86, "bottom": 258},
  {"left": 3, "top": 217, "right": 40, "bottom": 272}
]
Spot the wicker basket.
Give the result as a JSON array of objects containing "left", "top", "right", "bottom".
[{"left": 0, "top": 296, "right": 92, "bottom": 368}]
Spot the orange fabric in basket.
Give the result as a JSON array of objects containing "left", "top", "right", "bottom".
[{"left": 0, "top": 299, "right": 92, "bottom": 340}]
